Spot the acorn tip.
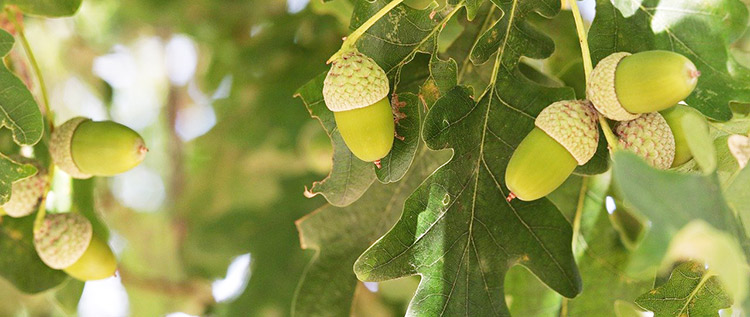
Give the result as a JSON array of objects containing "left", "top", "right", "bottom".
[
  {"left": 506, "top": 192, "right": 516, "bottom": 202},
  {"left": 138, "top": 145, "right": 149, "bottom": 155}
]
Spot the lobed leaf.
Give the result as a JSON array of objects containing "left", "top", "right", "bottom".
[
  {"left": 635, "top": 262, "right": 732, "bottom": 317},
  {"left": 354, "top": 1, "right": 591, "bottom": 314},
  {"left": 0, "top": 29, "right": 44, "bottom": 147},
  {"left": 293, "top": 146, "right": 450, "bottom": 316}
]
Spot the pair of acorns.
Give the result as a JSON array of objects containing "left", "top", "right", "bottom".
[
  {"left": 506, "top": 51, "right": 703, "bottom": 201},
  {"left": 1, "top": 117, "right": 146, "bottom": 280},
  {"left": 322, "top": 49, "right": 704, "bottom": 203}
]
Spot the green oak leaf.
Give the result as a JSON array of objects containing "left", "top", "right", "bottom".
[
  {"left": 614, "top": 300, "right": 648, "bottom": 317},
  {"left": 293, "top": 146, "right": 450, "bottom": 317},
  {"left": 0, "top": 153, "right": 36, "bottom": 205},
  {"left": 296, "top": 2, "right": 458, "bottom": 205},
  {"left": 0, "top": 29, "right": 44, "bottom": 147},
  {"left": 446, "top": 1, "right": 498, "bottom": 92},
  {"left": 563, "top": 173, "right": 652, "bottom": 316},
  {"left": 6, "top": 0, "right": 82, "bottom": 17},
  {"left": 611, "top": 151, "right": 739, "bottom": 276},
  {"left": 53, "top": 279, "right": 84, "bottom": 315},
  {"left": 295, "top": 73, "right": 376, "bottom": 207},
  {"left": 588, "top": 0, "right": 750, "bottom": 121},
  {"left": 664, "top": 220, "right": 749, "bottom": 304},
  {"left": 376, "top": 84, "right": 424, "bottom": 184},
  {"left": 354, "top": 1, "right": 587, "bottom": 314},
  {"left": 529, "top": 10, "right": 586, "bottom": 98},
  {"left": 0, "top": 211, "right": 67, "bottom": 293},
  {"left": 354, "top": 0, "right": 447, "bottom": 75},
  {"left": 635, "top": 262, "right": 732, "bottom": 317},
  {"left": 504, "top": 265, "right": 562, "bottom": 316}
]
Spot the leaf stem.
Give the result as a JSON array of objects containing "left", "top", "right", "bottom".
[
  {"left": 327, "top": 0, "right": 405, "bottom": 63},
  {"left": 33, "top": 165, "right": 53, "bottom": 234},
  {"left": 571, "top": 177, "right": 588, "bottom": 255},
  {"left": 567, "top": 0, "right": 592, "bottom": 82},
  {"left": 567, "top": 0, "right": 619, "bottom": 150},
  {"left": 7, "top": 8, "right": 52, "bottom": 131},
  {"left": 6, "top": 9, "right": 56, "bottom": 232}
]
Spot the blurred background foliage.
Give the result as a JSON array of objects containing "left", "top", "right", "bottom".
[{"left": 0, "top": 0, "right": 389, "bottom": 315}]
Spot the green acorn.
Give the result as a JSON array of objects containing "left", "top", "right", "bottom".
[
  {"left": 505, "top": 100, "right": 600, "bottom": 201},
  {"left": 322, "top": 49, "right": 394, "bottom": 163},
  {"left": 0, "top": 156, "right": 47, "bottom": 218},
  {"left": 34, "top": 213, "right": 117, "bottom": 281},
  {"left": 659, "top": 104, "right": 706, "bottom": 167},
  {"left": 615, "top": 112, "right": 676, "bottom": 169},
  {"left": 587, "top": 51, "right": 700, "bottom": 121},
  {"left": 50, "top": 117, "right": 147, "bottom": 179},
  {"left": 34, "top": 213, "right": 93, "bottom": 270},
  {"left": 63, "top": 234, "right": 117, "bottom": 281}
]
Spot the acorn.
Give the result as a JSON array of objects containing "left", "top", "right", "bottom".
[
  {"left": 0, "top": 156, "right": 47, "bottom": 218},
  {"left": 63, "top": 234, "right": 117, "bottom": 281},
  {"left": 615, "top": 112, "right": 675, "bottom": 169},
  {"left": 322, "top": 48, "right": 394, "bottom": 162},
  {"left": 659, "top": 104, "right": 706, "bottom": 167},
  {"left": 587, "top": 51, "right": 700, "bottom": 121},
  {"left": 505, "top": 100, "right": 599, "bottom": 201},
  {"left": 50, "top": 117, "right": 148, "bottom": 179},
  {"left": 34, "top": 213, "right": 93, "bottom": 270}
]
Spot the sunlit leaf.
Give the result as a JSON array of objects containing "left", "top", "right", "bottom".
[
  {"left": 293, "top": 146, "right": 450, "bottom": 316},
  {"left": 0, "top": 153, "right": 36, "bottom": 205},
  {"left": 611, "top": 151, "right": 739, "bottom": 276},
  {"left": 0, "top": 29, "right": 43, "bottom": 147},
  {"left": 7, "top": 0, "right": 82, "bottom": 17},
  {"left": 635, "top": 262, "right": 732, "bottom": 317}
]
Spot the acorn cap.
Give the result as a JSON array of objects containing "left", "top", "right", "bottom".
[
  {"left": 1, "top": 156, "right": 47, "bottom": 218},
  {"left": 615, "top": 112, "right": 676, "bottom": 169},
  {"left": 322, "top": 49, "right": 389, "bottom": 112},
  {"left": 587, "top": 52, "right": 640, "bottom": 121},
  {"left": 535, "top": 100, "right": 600, "bottom": 165},
  {"left": 49, "top": 117, "right": 92, "bottom": 179},
  {"left": 34, "top": 213, "right": 93, "bottom": 269}
]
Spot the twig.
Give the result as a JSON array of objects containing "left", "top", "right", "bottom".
[{"left": 567, "top": 0, "right": 619, "bottom": 150}]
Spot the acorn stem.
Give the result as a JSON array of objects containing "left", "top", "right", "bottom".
[
  {"left": 567, "top": 0, "right": 619, "bottom": 151},
  {"left": 32, "top": 165, "right": 54, "bottom": 234},
  {"left": 567, "top": 0, "right": 593, "bottom": 82},
  {"left": 597, "top": 115, "right": 620, "bottom": 151},
  {"left": 327, "top": 0, "right": 406, "bottom": 63}
]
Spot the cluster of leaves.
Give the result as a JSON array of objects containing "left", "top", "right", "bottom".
[
  {"left": 0, "top": 0, "right": 121, "bottom": 314},
  {"left": 295, "top": 0, "right": 750, "bottom": 315}
]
